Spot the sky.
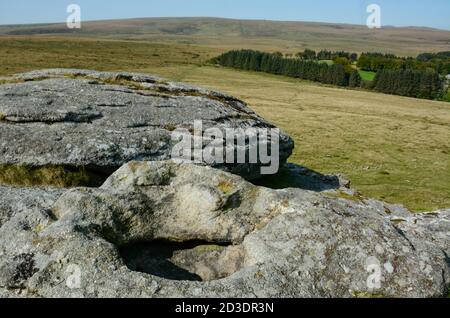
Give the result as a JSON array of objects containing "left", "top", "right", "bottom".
[{"left": 0, "top": 0, "right": 449, "bottom": 30}]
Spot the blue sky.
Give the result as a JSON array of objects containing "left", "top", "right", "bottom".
[{"left": 0, "top": 0, "right": 449, "bottom": 30}]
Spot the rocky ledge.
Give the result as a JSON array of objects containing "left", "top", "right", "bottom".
[
  {"left": 0, "top": 70, "right": 448, "bottom": 298},
  {"left": 0, "top": 161, "right": 448, "bottom": 298},
  {"left": 0, "top": 69, "right": 293, "bottom": 182}
]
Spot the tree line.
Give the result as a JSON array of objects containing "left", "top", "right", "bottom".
[
  {"left": 259, "top": 48, "right": 450, "bottom": 76},
  {"left": 294, "top": 49, "right": 358, "bottom": 62},
  {"left": 211, "top": 49, "right": 355, "bottom": 87},
  {"left": 211, "top": 49, "right": 445, "bottom": 100},
  {"left": 357, "top": 52, "right": 450, "bottom": 75},
  {"left": 316, "top": 50, "right": 358, "bottom": 62},
  {"left": 373, "top": 69, "right": 442, "bottom": 99}
]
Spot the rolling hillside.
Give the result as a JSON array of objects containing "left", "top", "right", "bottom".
[{"left": 1, "top": 17, "right": 450, "bottom": 56}]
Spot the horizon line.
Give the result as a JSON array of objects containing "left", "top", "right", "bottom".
[{"left": 0, "top": 16, "right": 449, "bottom": 32}]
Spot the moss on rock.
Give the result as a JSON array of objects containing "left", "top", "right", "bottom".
[{"left": 0, "top": 165, "right": 109, "bottom": 188}]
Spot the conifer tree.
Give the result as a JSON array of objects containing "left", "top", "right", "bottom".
[{"left": 349, "top": 70, "right": 362, "bottom": 88}]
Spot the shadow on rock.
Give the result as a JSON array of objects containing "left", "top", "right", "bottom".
[
  {"left": 119, "top": 240, "right": 243, "bottom": 282},
  {"left": 254, "top": 163, "right": 346, "bottom": 192},
  {"left": 119, "top": 241, "right": 204, "bottom": 281}
]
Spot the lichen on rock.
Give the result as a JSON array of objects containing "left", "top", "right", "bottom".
[
  {"left": 0, "top": 69, "right": 294, "bottom": 184},
  {"left": 0, "top": 69, "right": 448, "bottom": 298},
  {"left": 0, "top": 161, "right": 448, "bottom": 298}
]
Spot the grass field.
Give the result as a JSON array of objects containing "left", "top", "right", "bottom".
[
  {"left": 359, "top": 70, "right": 377, "bottom": 81},
  {"left": 0, "top": 36, "right": 449, "bottom": 211}
]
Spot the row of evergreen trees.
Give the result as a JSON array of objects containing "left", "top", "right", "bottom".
[
  {"left": 316, "top": 50, "right": 358, "bottom": 62},
  {"left": 373, "top": 69, "right": 442, "bottom": 99},
  {"left": 294, "top": 49, "right": 358, "bottom": 62},
  {"left": 357, "top": 52, "right": 450, "bottom": 75},
  {"left": 212, "top": 49, "right": 350, "bottom": 86},
  {"left": 211, "top": 49, "right": 444, "bottom": 100}
]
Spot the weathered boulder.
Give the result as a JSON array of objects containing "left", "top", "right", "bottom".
[
  {"left": 0, "top": 186, "right": 64, "bottom": 228},
  {"left": 0, "top": 69, "right": 294, "bottom": 181},
  {"left": 0, "top": 161, "right": 448, "bottom": 298}
]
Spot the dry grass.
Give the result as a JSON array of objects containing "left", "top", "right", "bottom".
[
  {"left": 0, "top": 36, "right": 219, "bottom": 76},
  {"left": 0, "top": 165, "right": 105, "bottom": 188},
  {"left": 0, "top": 36, "right": 449, "bottom": 211},
  {"left": 156, "top": 66, "right": 450, "bottom": 212}
]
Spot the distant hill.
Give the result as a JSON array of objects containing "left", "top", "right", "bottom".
[{"left": 1, "top": 17, "right": 449, "bottom": 56}]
